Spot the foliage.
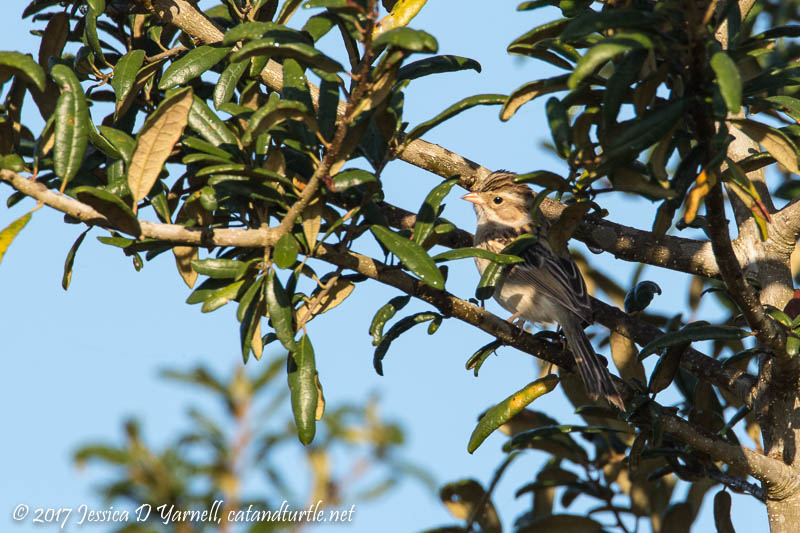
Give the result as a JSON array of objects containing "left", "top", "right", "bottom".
[
  {"left": 3, "top": 0, "right": 800, "bottom": 531},
  {"left": 74, "top": 357, "right": 425, "bottom": 532}
]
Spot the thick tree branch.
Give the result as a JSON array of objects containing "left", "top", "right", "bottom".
[
  {"left": 706, "top": 183, "right": 786, "bottom": 356},
  {"left": 2, "top": 169, "right": 756, "bottom": 405},
  {"left": 661, "top": 411, "right": 800, "bottom": 500}
]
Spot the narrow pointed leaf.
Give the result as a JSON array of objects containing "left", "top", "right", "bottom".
[
  {"left": 373, "top": 312, "right": 440, "bottom": 375},
  {"left": 62, "top": 227, "right": 90, "bottom": 290},
  {"left": 159, "top": 45, "right": 231, "bottom": 90},
  {"left": 711, "top": 49, "right": 742, "bottom": 113},
  {"left": 501, "top": 76, "right": 569, "bottom": 121},
  {"left": 406, "top": 94, "right": 505, "bottom": 142},
  {"left": 370, "top": 225, "right": 444, "bottom": 289},
  {"left": 638, "top": 325, "right": 750, "bottom": 361},
  {"left": 469, "top": 375, "right": 559, "bottom": 453},
  {"left": 0, "top": 51, "right": 46, "bottom": 91},
  {"left": 188, "top": 94, "right": 239, "bottom": 147},
  {"left": 397, "top": 55, "right": 480, "bottom": 82},
  {"left": 72, "top": 186, "right": 141, "bottom": 237},
  {"left": 432, "top": 248, "right": 523, "bottom": 264},
  {"left": 213, "top": 59, "right": 248, "bottom": 109},
  {"left": 372, "top": 27, "right": 437, "bottom": 53},
  {"left": 414, "top": 177, "right": 459, "bottom": 244},
  {"left": 111, "top": 50, "right": 145, "bottom": 113},
  {"left": 373, "top": 0, "right": 428, "bottom": 37},
  {"left": 0, "top": 212, "right": 32, "bottom": 265},
  {"left": 51, "top": 64, "right": 89, "bottom": 185},
  {"left": 729, "top": 118, "right": 800, "bottom": 174},
  {"left": 288, "top": 334, "right": 319, "bottom": 444},
  {"left": 569, "top": 34, "right": 653, "bottom": 89},
  {"left": 369, "top": 295, "right": 411, "bottom": 346},
  {"left": 265, "top": 270, "right": 297, "bottom": 351}
]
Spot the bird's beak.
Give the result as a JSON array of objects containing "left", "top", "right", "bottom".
[{"left": 461, "top": 192, "right": 482, "bottom": 205}]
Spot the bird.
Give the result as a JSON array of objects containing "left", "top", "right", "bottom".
[{"left": 462, "top": 170, "right": 625, "bottom": 411}]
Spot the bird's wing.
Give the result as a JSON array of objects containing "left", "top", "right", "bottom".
[{"left": 506, "top": 242, "right": 594, "bottom": 324}]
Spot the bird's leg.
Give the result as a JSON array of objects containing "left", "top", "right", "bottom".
[{"left": 506, "top": 312, "right": 526, "bottom": 335}]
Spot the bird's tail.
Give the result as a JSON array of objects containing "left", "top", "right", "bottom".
[{"left": 561, "top": 319, "right": 625, "bottom": 412}]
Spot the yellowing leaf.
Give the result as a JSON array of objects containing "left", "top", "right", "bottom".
[
  {"left": 128, "top": 88, "right": 193, "bottom": 207},
  {"left": 683, "top": 168, "right": 715, "bottom": 224},
  {"left": 729, "top": 118, "right": 800, "bottom": 174},
  {"left": 0, "top": 212, "right": 31, "bottom": 265},
  {"left": 373, "top": 0, "right": 428, "bottom": 38},
  {"left": 173, "top": 246, "right": 198, "bottom": 288}
]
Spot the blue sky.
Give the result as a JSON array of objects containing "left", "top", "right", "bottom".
[{"left": 0, "top": 1, "right": 766, "bottom": 531}]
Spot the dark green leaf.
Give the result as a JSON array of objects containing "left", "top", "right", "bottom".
[
  {"left": 561, "top": 9, "right": 662, "bottom": 42},
  {"left": 465, "top": 339, "right": 503, "bottom": 376},
  {"left": 369, "top": 295, "right": 411, "bottom": 346},
  {"left": 372, "top": 27, "right": 437, "bottom": 54},
  {"left": 332, "top": 168, "right": 378, "bottom": 191},
  {"left": 710, "top": 49, "right": 742, "bottom": 113},
  {"left": 287, "top": 334, "right": 318, "bottom": 444},
  {"left": 0, "top": 51, "right": 46, "bottom": 91},
  {"left": 274, "top": 233, "right": 299, "bottom": 268},
  {"left": 159, "top": 45, "right": 231, "bottom": 90},
  {"left": 397, "top": 55, "right": 481, "bottom": 82},
  {"left": 62, "top": 228, "right": 90, "bottom": 290},
  {"left": 374, "top": 312, "right": 440, "bottom": 375},
  {"left": 546, "top": 97, "right": 570, "bottom": 159},
  {"left": 414, "top": 177, "right": 459, "bottom": 245},
  {"left": 213, "top": 59, "right": 248, "bottom": 110},
  {"left": 265, "top": 269, "right": 297, "bottom": 351},
  {"left": 231, "top": 39, "right": 342, "bottom": 72},
  {"left": 191, "top": 258, "right": 248, "bottom": 279},
  {"left": 500, "top": 75, "right": 569, "bottom": 121},
  {"left": 569, "top": 33, "right": 653, "bottom": 90},
  {"left": 188, "top": 95, "right": 239, "bottom": 147},
  {"left": 638, "top": 324, "right": 751, "bottom": 361},
  {"left": 432, "top": 248, "right": 523, "bottom": 264},
  {"left": 624, "top": 281, "right": 662, "bottom": 313},
  {"left": 370, "top": 225, "right": 444, "bottom": 289},
  {"left": 406, "top": 94, "right": 506, "bottom": 143},
  {"left": 52, "top": 64, "right": 89, "bottom": 186}
]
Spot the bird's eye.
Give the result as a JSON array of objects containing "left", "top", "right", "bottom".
[{"left": 492, "top": 196, "right": 503, "bottom": 205}]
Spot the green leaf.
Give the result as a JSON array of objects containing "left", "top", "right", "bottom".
[
  {"left": 514, "top": 170, "right": 571, "bottom": 191},
  {"left": 372, "top": 27, "right": 437, "bottom": 54},
  {"left": 159, "top": 45, "right": 231, "bottom": 90},
  {"left": 569, "top": 33, "right": 653, "bottom": 90},
  {"left": 561, "top": 9, "right": 662, "bottom": 42},
  {"left": 237, "top": 276, "right": 265, "bottom": 322},
  {"left": 370, "top": 225, "right": 444, "bottom": 289},
  {"left": 62, "top": 227, "right": 90, "bottom": 290},
  {"left": 414, "top": 177, "right": 459, "bottom": 245},
  {"left": 624, "top": 281, "right": 662, "bottom": 313},
  {"left": 265, "top": 269, "right": 297, "bottom": 351},
  {"left": 274, "top": 233, "right": 299, "bottom": 268},
  {"left": 369, "top": 295, "right": 411, "bottom": 346},
  {"left": 713, "top": 490, "right": 735, "bottom": 533},
  {"left": 213, "top": 59, "right": 248, "bottom": 110},
  {"left": 406, "top": 94, "right": 506, "bottom": 143},
  {"left": 374, "top": 312, "right": 440, "bottom": 375},
  {"left": 648, "top": 342, "right": 685, "bottom": 394},
  {"left": 188, "top": 94, "right": 239, "bottom": 147},
  {"left": 222, "top": 21, "right": 293, "bottom": 44},
  {"left": 97, "top": 126, "right": 135, "bottom": 163},
  {"left": 710, "top": 49, "right": 742, "bottom": 113},
  {"left": 476, "top": 234, "right": 538, "bottom": 300},
  {"left": 332, "top": 168, "right": 378, "bottom": 191},
  {"left": 509, "top": 18, "right": 569, "bottom": 48},
  {"left": 500, "top": 75, "right": 569, "bottom": 121},
  {"left": 638, "top": 324, "right": 751, "bottom": 361},
  {"left": 51, "top": 64, "right": 89, "bottom": 186},
  {"left": 601, "top": 98, "right": 688, "bottom": 169},
  {"left": 203, "top": 279, "right": 246, "bottom": 313},
  {"left": 432, "top": 248, "right": 523, "bottom": 264},
  {"left": 397, "top": 55, "right": 480, "bottom": 82},
  {"left": 0, "top": 212, "right": 32, "bottom": 266},
  {"left": 72, "top": 186, "right": 141, "bottom": 237},
  {"left": 231, "top": 39, "right": 342, "bottom": 72},
  {"left": 191, "top": 258, "right": 248, "bottom": 279},
  {"left": 468, "top": 375, "right": 559, "bottom": 453},
  {"left": 602, "top": 49, "right": 647, "bottom": 125},
  {"left": 0, "top": 51, "right": 46, "bottom": 91},
  {"left": 465, "top": 339, "right": 503, "bottom": 376},
  {"left": 546, "top": 97, "right": 570, "bottom": 159},
  {"left": 84, "top": 0, "right": 107, "bottom": 67},
  {"left": 287, "top": 334, "right": 319, "bottom": 445}
]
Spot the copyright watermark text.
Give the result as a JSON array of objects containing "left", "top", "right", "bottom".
[{"left": 11, "top": 500, "right": 355, "bottom": 528}]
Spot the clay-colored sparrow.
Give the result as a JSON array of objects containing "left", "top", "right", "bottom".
[{"left": 462, "top": 170, "right": 624, "bottom": 411}]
